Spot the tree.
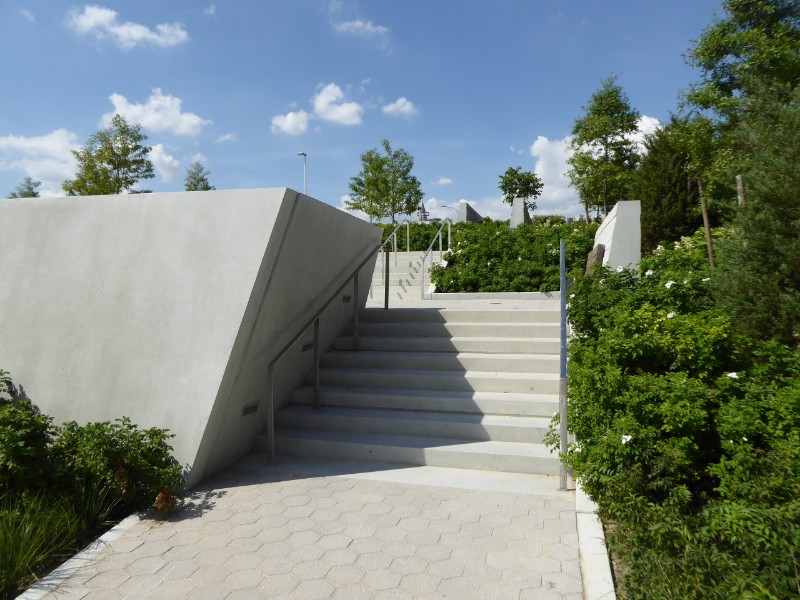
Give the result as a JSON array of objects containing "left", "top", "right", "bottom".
[
  {"left": 7, "top": 176, "right": 42, "bottom": 198},
  {"left": 63, "top": 114, "right": 154, "bottom": 196},
  {"left": 631, "top": 117, "right": 701, "bottom": 253},
  {"left": 346, "top": 139, "right": 424, "bottom": 224},
  {"left": 567, "top": 76, "right": 640, "bottom": 221},
  {"left": 713, "top": 81, "right": 800, "bottom": 345},
  {"left": 686, "top": 0, "right": 800, "bottom": 123},
  {"left": 498, "top": 166, "right": 543, "bottom": 213},
  {"left": 184, "top": 161, "right": 215, "bottom": 191}
]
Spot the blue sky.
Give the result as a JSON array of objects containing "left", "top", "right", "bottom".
[{"left": 0, "top": 0, "right": 723, "bottom": 219}]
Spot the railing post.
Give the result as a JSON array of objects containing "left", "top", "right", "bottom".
[
  {"left": 267, "top": 364, "right": 275, "bottom": 464},
  {"left": 438, "top": 232, "right": 443, "bottom": 262},
  {"left": 559, "top": 238, "right": 568, "bottom": 490},
  {"left": 447, "top": 220, "right": 451, "bottom": 251},
  {"left": 384, "top": 247, "right": 390, "bottom": 310},
  {"left": 313, "top": 318, "right": 320, "bottom": 410},
  {"left": 406, "top": 221, "right": 410, "bottom": 253},
  {"left": 353, "top": 273, "right": 359, "bottom": 351}
]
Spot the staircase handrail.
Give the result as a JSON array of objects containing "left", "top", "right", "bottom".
[
  {"left": 264, "top": 241, "right": 381, "bottom": 463},
  {"left": 377, "top": 220, "right": 411, "bottom": 292},
  {"left": 419, "top": 218, "right": 452, "bottom": 299},
  {"left": 558, "top": 238, "right": 569, "bottom": 490}
]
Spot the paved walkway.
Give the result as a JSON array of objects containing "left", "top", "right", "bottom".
[{"left": 24, "top": 455, "right": 586, "bottom": 600}]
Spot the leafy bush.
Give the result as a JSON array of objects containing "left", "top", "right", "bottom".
[
  {"left": 559, "top": 230, "right": 800, "bottom": 598},
  {"left": 52, "top": 417, "right": 183, "bottom": 515},
  {"left": 0, "top": 372, "right": 184, "bottom": 598},
  {"left": 430, "top": 218, "right": 597, "bottom": 293},
  {"left": 380, "top": 221, "right": 450, "bottom": 252}
]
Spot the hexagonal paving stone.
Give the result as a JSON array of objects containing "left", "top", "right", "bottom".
[
  {"left": 326, "top": 564, "right": 367, "bottom": 586},
  {"left": 362, "top": 567, "right": 402, "bottom": 591},
  {"left": 224, "top": 568, "right": 264, "bottom": 590},
  {"left": 293, "top": 578, "right": 335, "bottom": 600}
]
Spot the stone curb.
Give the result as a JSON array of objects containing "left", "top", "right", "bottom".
[
  {"left": 17, "top": 514, "right": 142, "bottom": 600},
  {"left": 576, "top": 481, "right": 617, "bottom": 599}
]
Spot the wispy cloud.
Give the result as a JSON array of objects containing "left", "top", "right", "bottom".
[
  {"left": 434, "top": 177, "right": 453, "bottom": 186},
  {"left": 271, "top": 110, "right": 310, "bottom": 136},
  {"left": 216, "top": 133, "right": 237, "bottom": 143},
  {"left": 21, "top": 9, "right": 35, "bottom": 22},
  {"left": 203, "top": 4, "right": 216, "bottom": 17},
  {"left": 68, "top": 5, "right": 189, "bottom": 49},
  {"left": 383, "top": 97, "right": 418, "bottom": 118},
  {"left": 105, "top": 89, "right": 212, "bottom": 136},
  {"left": 335, "top": 19, "right": 389, "bottom": 47}
]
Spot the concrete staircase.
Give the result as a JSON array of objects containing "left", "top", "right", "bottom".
[
  {"left": 256, "top": 301, "right": 563, "bottom": 478},
  {"left": 368, "top": 251, "right": 432, "bottom": 302}
]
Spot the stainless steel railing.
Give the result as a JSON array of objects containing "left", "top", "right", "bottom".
[
  {"left": 419, "top": 219, "right": 452, "bottom": 299},
  {"left": 264, "top": 242, "right": 381, "bottom": 463},
  {"left": 558, "top": 238, "right": 569, "bottom": 490}
]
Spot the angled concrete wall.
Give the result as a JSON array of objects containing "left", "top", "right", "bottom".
[
  {"left": 594, "top": 200, "right": 641, "bottom": 270},
  {"left": 0, "top": 188, "right": 381, "bottom": 487}
]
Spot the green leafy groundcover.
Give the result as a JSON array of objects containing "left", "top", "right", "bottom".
[
  {"left": 430, "top": 218, "right": 598, "bottom": 293},
  {"left": 553, "top": 230, "right": 800, "bottom": 598},
  {"left": 0, "top": 378, "right": 183, "bottom": 599}
]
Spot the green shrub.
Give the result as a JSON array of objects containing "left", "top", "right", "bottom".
[
  {"left": 52, "top": 417, "right": 183, "bottom": 514},
  {"left": 559, "top": 229, "right": 800, "bottom": 598},
  {"left": 430, "top": 218, "right": 597, "bottom": 293},
  {"left": 380, "top": 221, "right": 451, "bottom": 252},
  {"left": 0, "top": 397, "right": 53, "bottom": 492}
]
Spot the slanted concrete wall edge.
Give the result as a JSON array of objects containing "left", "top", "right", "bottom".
[{"left": 594, "top": 200, "right": 641, "bottom": 270}]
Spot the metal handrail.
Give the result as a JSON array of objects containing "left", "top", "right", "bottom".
[
  {"left": 264, "top": 241, "right": 381, "bottom": 463},
  {"left": 419, "top": 219, "right": 452, "bottom": 299}
]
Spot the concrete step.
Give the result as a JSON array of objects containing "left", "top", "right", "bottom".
[
  {"left": 342, "top": 321, "right": 560, "bottom": 339},
  {"left": 311, "top": 367, "right": 560, "bottom": 394},
  {"left": 291, "top": 386, "right": 558, "bottom": 417},
  {"left": 258, "top": 428, "right": 560, "bottom": 476},
  {"left": 275, "top": 405, "right": 552, "bottom": 443},
  {"left": 358, "top": 308, "right": 561, "bottom": 324},
  {"left": 320, "top": 350, "right": 558, "bottom": 373},
  {"left": 333, "top": 335, "right": 560, "bottom": 354}
]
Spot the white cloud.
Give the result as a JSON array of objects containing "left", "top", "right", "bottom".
[
  {"left": 335, "top": 19, "right": 389, "bottom": 47},
  {"left": 216, "top": 133, "right": 237, "bottom": 143},
  {"left": 0, "top": 129, "right": 79, "bottom": 196},
  {"left": 204, "top": 4, "right": 216, "bottom": 16},
  {"left": 271, "top": 110, "right": 310, "bottom": 136},
  {"left": 189, "top": 153, "right": 207, "bottom": 164},
  {"left": 105, "top": 89, "right": 212, "bottom": 136},
  {"left": 312, "top": 83, "right": 363, "bottom": 126},
  {"left": 383, "top": 97, "right": 418, "bottom": 118},
  {"left": 529, "top": 135, "right": 582, "bottom": 217},
  {"left": 68, "top": 5, "right": 188, "bottom": 49},
  {"left": 21, "top": 9, "right": 34, "bottom": 22},
  {"left": 631, "top": 115, "right": 661, "bottom": 153},
  {"left": 337, "top": 194, "right": 372, "bottom": 222},
  {"left": 150, "top": 143, "right": 179, "bottom": 182},
  {"left": 434, "top": 177, "right": 453, "bottom": 186}
]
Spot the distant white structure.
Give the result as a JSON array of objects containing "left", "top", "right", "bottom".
[
  {"left": 510, "top": 197, "right": 531, "bottom": 228},
  {"left": 594, "top": 200, "right": 641, "bottom": 270}
]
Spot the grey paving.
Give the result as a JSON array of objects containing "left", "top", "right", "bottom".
[{"left": 25, "top": 455, "right": 584, "bottom": 600}]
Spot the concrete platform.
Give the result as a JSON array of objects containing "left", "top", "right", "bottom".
[{"left": 21, "top": 454, "right": 614, "bottom": 600}]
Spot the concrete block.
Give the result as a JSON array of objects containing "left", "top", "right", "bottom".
[
  {"left": 593, "top": 200, "right": 641, "bottom": 270},
  {"left": 0, "top": 188, "right": 381, "bottom": 487},
  {"left": 457, "top": 200, "right": 483, "bottom": 224},
  {"left": 510, "top": 198, "right": 531, "bottom": 228}
]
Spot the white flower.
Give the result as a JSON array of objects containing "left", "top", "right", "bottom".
[
  {"left": 742, "top": 437, "right": 748, "bottom": 442},
  {"left": 665, "top": 281, "right": 675, "bottom": 289},
  {"left": 727, "top": 372, "right": 739, "bottom": 379},
  {"left": 645, "top": 270, "right": 654, "bottom": 277},
  {"left": 667, "top": 312, "right": 676, "bottom": 319},
  {"left": 599, "top": 279, "right": 605, "bottom": 285},
  {"left": 569, "top": 293, "right": 576, "bottom": 299},
  {"left": 517, "top": 256, "right": 522, "bottom": 261},
  {"left": 702, "top": 277, "right": 710, "bottom": 282},
  {"left": 683, "top": 279, "right": 688, "bottom": 284},
  {"left": 621, "top": 435, "right": 632, "bottom": 445},
  {"left": 616, "top": 266, "right": 624, "bottom": 272}
]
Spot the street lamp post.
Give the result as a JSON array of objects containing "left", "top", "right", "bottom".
[
  {"left": 441, "top": 204, "right": 459, "bottom": 220},
  {"left": 297, "top": 152, "right": 307, "bottom": 195}
]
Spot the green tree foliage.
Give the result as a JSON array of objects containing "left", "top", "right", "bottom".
[
  {"left": 7, "top": 176, "right": 41, "bottom": 198},
  {"left": 686, "top": 0, "right": 800, "bottom": 123},
  {"left": 346, "top": 139, "right": 424, "bottom": 223},
  {"left": 567, "top": 75, "right": 640, "bottom": 220},
  {"left": 498, "top": 166, "right": 543, "bottom": 212},
  {"left": 632, "top": 117, "right": 702, "bottom": 253},
  {"left": 184, "top": 160, "right": 215, "bottom": 191},
  {"left": 63, "top": 114, "right": 154, "bottom": 196},
  {"left": 714, "top": 82, "right": 800, "bottom": 345}
]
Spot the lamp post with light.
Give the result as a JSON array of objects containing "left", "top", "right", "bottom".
[{"left": 297, "top": 152, "right": 307, "bottom": 195}]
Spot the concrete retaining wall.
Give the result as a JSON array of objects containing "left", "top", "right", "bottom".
[{"left": 0, "top": 188, "right": 381, "bottom": 487}]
